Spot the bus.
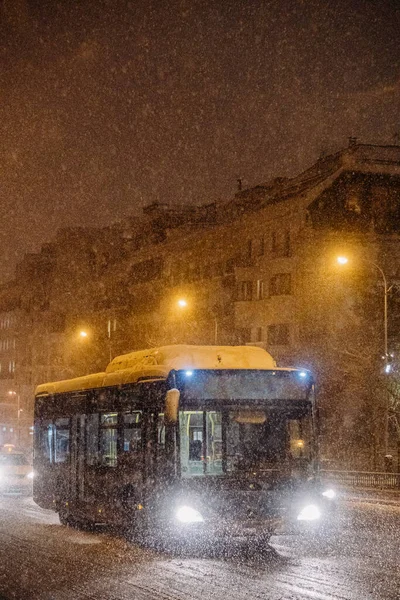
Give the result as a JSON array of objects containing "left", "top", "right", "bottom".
[{"left": 33, "top": 344, "right": 334, "bottom": 549}]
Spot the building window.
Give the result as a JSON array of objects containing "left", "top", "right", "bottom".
[
  {"left": 202, "top": 263, "right": 213, "bottom": 279},
  {"left": 246, "top": 239, "right": 253, "bottom": 259},
  {"left": 214, "top": 261, "right": 224, "bottom": 277},
  {"left": 107, "top": 319, "right": 117, "bottom": 338},
  {"left": 255, "top": 327, "right": 263, "bottom": 342},
  {"left": 345, "top": 194, "right": 362, "bottom": 214},
  {"left": 8, "top": 360, "right": 15, "bottom": 374},
  {"left": 225, "top": 257, "right": 235, "bottom": 274},
  {"left": 269, "top": 273, "right": 291, "bottom": 296},
  {"left": 187, "top": 263, "right": 200, "bottom": 283},
  {"left": 256, "top": 280, "right": 264, "bottom": 300},
  {"left": 267, "top": 324, "right": 290, "bottom": 345},
  {"left": 235, "top": 328, "right": 251, "bottom": 344},
  {"left": 239, "top": 281, "right": 253, "bottom": 301},
  {"left": 258, "top": 235, "right": 265, "bottom": 257},
  {"left": 272, "top": 230, "right": 291, "bottom": 258},
  {"left": 130, "top": 257, "right": 163, "bottom": 283}
]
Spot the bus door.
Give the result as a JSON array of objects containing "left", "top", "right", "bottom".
[
  {"left": 81, "top": 411, "right": 119, "bottom": 512},
  {"left": 70, "top": 414, "right": 86, "bottom": 505}
]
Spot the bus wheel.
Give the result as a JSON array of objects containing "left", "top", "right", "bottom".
[
  {"left": 246, "top": 534, "right": 273, "bottom": 557},
  {"left": 76, "top": 518, "right": 95, "bottom": 532},
  {"left": 58, "top": 508, "right": 75, "bottom": 527}
]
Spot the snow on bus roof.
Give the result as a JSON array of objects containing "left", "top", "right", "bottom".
[
  {"left": 106, "top": 345, "right": 276, "bottom": 373},
  {"left": 35, "top": 344, "right": 277, "bottom": 396}
]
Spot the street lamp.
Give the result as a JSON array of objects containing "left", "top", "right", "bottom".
[{"left": 337, "top": 255, "right": 392, "bottom": 459}]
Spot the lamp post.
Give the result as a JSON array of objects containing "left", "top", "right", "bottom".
[
  {"left": 337, "top": 256, "right": 392, "bottom": 458},
  {"left": 337, "top": 256, "right": 391, "bottom": 367}
]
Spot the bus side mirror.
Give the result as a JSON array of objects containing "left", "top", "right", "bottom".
[{"left": 165, "top": 388, "right": 180, "bottom": 423}]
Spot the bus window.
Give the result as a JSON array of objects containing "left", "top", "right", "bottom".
[
  {"left": 180, "top": 411, "right": 202, "bottom": 477},
  {"left": 288, "top": 418, "right": 312, "bottom": 460},
  {"left": 120, "top": 411, "right": 142, "bottom": 472},
  {"left": 123, "top": 412, "right": 142, "bottom": 453},
  {"left": 37, "top": 421, "right": 54, "bottom": 463},
  {"left": 207, "top": 411, "right": 223, "bottom": 474},
  {"left": 100, "top": 413, "right": 118, "bottom": 467},
  {"left": 54, "top": 418, "right": 70, "bottom": 463},
  {"left": 86, "top": 413, "right": 99, "bottom": 466},
  {"left": 179, "top": 411, "right": 223, "bottom": 477},
  {"left": 143, "top": 412, "right": 168, "bottom": 478}
]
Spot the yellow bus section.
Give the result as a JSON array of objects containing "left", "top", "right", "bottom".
[{"left": 35, "top": 344, "right": 277, "bottom": 397}]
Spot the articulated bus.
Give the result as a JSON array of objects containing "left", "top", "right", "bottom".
[{"left": 33, "top": 345, "right": 335, "bottom": 549}]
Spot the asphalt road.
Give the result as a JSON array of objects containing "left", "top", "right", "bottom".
[{"left": 0, "top": 495, "right": 399, "bottom": 600}]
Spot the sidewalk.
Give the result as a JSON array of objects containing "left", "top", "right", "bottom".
[{"left": 340, "top": 486, "right": 400, "bottom": 506}]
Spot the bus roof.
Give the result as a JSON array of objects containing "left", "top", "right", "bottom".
[{"left": 35, "top": 344, "right": 277, "bottom": 396}]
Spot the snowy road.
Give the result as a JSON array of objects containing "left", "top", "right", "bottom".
[{"left": 0, "top": 496, "right": 399, "bottom": 600}]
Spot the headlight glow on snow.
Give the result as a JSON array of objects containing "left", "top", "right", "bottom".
[
  {"left": 26, "top": 471, "right": 34, "bottom": 479},
  {"left": 297, "top": 504, "right": 321, "bottom": 521},
  {"left": 175, "top": 505, "right": 204, "bottom": 523},
  {"left": 322, "top": 488, "right": 336, "bottom": 500}
]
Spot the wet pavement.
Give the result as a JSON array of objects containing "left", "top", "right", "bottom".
[{"left": 0, "top": 494, "right": 399, "bottom": 599}]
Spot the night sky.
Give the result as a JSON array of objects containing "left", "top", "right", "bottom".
[{"left": 0, "top": 0, "right": 399, "bottom": 282}]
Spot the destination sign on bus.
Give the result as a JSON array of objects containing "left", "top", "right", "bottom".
[{"left": 177, "top": 369, "right": 313, "bottom": 402}]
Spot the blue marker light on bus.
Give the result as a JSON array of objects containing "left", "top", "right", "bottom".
[
  {"left": 185, "top": 370, "right": 193, "bottom": 377},
  {"left": 298, "top": 371, "right": 308, "bottom": 378}
]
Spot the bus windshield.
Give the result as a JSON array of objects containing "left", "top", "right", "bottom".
[{"left": 179, "top": 408, "right": 312, "bottom": 477}]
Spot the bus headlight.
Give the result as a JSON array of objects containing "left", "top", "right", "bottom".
[
  {"left": 322, "top": 488, "right": 336, "bottom": 500},
  {"left": 175, "top": 506, "right": 204, "bottom": 524},
  {"left": 26, "top": 472, "right": 34, "bottom": 479},
  {"left": 297, "top": 504, "right": 321, "bottom": 521}
]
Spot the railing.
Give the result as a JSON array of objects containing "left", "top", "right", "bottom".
[{"left": 321, "top": 469, "right": 400, "bottom": 490}]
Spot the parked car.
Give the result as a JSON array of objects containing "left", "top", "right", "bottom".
[{"left": 0, "top": 451, "right": 34, "bottom": 495}]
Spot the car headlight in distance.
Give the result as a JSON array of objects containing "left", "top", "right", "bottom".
[
  {"left": 26, "top": 472, "right": 34, "bottom": 479},
  {"left": 297, "top": 504, "right": 321, "bottom": 521},
  {"left": 175, "top": 506, "right": 204, "bottom": 523},
  {"left": 322, "top": 488, "right": 336, "bottom": 500}
]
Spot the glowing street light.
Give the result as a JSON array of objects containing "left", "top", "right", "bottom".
[
  {"left": 337, "top": 256, "right": 348, "bottom": 265},
  {"left": 79, "top": 330, "right": 88, "bottom": 338},
  {"left": 177, "top": 299, "right": 188, "bottom": 308}
]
